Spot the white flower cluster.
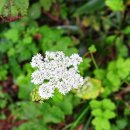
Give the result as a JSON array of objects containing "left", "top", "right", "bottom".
[{"left": 31, "top": 51, "right": 84, "bottom": 99}]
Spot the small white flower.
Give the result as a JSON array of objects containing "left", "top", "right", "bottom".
[
  {"left": 57, "top": 82, "right": 71, "bottom": 95},
  {"left": 31, "top": 70, "right": 44, "bottom": 85},
  {"left": 31, "top": 53, "right": 43, "bottom": 68},
  {"left": 38, "top": 84, "right": 54, "bottom": 99},
  {"left": 31, "top": 51, "right": 84, "bottom": 99},
  {"left": 70, "top": 54, "right": 83, "bottom": 69}
]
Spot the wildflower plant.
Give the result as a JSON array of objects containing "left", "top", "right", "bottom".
[{"left": 30, "top": 51, "right": 84, "bottom": 99}]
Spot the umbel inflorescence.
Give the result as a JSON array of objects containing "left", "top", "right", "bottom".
[{"left": 31, "top": 51, "right": 84, "bottom": 99}]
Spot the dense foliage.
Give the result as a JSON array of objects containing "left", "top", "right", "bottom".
[{"left": 0, "top": 0, "right": 130, "bottom": 130}]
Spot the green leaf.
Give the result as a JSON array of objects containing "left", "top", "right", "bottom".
[
  {"left": 123, "top": 26, "right": 130, "bottom": 34},
  {"left": 91, "top": 108, "right": 102, "bottom": 117},
  {"left": 39, "top": 26, "right": 78, "bottom": 55},
  {"left": 106, "top": 35, "right": 116, "bottom": 45},
  {"left": 103, "top": 110, "right": 116, "bottom": 119},
  {"left": 40, "top": 0, "right": 53, "bottom": 11},
  {"left": 75, "top": 0, "right": 105, "bottom": 15},
  {"left": 117, "top": 43, "right": 128, "bottom": 57},
  {"left": 124, "top": 107, "right": 130, "bottom": 115},
  {"left": 52, "top": 90, "right": 63, "bottom": 103},
  {"left": 107, "top": 61, "right": 116, "bottom": 71},
  {"left": 4, "top": 29, "right": 19, "bottom": 42},
  {"left": 10, "top": 101, "right": 42, "bottom": 120},
  {"left": 53, "top": 94, "right": 74, "bottom": 115},
  {"left": 0, "top": 99, "right": 7, "bottom": 109},
  {"left": 79, "top": 58, "right": 91, "bottom": 76},
  {"left": 9, "top": 57, "right": 22, "bottom": 78},
  {"left": 13, "top": 121, "right": 48, "bottom": 130},
  {"left": 116, "top": 119, "right": 128, "bottom": 129},
  {"left": 92, "top": 117, "right": 111, "bottom": 130},
  {"left": 106, "top": 71, "right": 121, "bottom": 88},
  {"left": 29, "top": 3, "right": 41, "bottom": 19},
  {"left": 88, "top": 45, "right": 97, "bottom": 53},
  {"left": 0, "top": 41, "right": 12, "bottom": 53},
  {"left": 16, "top": 74, "right": 33, "bottom": 100},
  {"left": 106, "top": 0, "right": 125, "bottom": 11},
  {"left": 0, "top": 64, "right": 8, "bottom": 80},
  {"left": 90, "top": 100, "right": 102, "bottom": 109},
  {"left": 94, "top": 69, "right": 106, "bottom": 80},
  {"left": 43, "top": 106, "right": 65, "bottom": 123},
  {"left": 116, "top": 58, "right": 130, "bottom": 79},
  {"left": 102, "top": 99, "right": 116, "bottom": 110}
]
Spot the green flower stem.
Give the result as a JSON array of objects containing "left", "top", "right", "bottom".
[
  {"left": 83, "top": 115, "right": 93, "bottom": 130},
  {"left": 90, "top": 53, "right": 98, "bottom": 69},
  {"left": 70, "top": 106, "right": 89, "bottom": 130}
]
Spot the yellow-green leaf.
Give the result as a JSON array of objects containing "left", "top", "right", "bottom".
[{"left": 76, "top": 77, "right": 104, "bottom": 100}]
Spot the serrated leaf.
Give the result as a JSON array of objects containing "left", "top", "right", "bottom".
[
  {"left": 116, "top": 58, "right": 130, "bottom": 79},
  {"left": 102, "top": 99, "right": 116, "bottom": 110},
  {"left": 92, "top": 117, "right": 111, "bottom": 130},
  {"left": 103, "top": 110, "right": 116, "bottom": 119},
  {"left": 106, "top": 71, "right": 121, "bottom": 88}
]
